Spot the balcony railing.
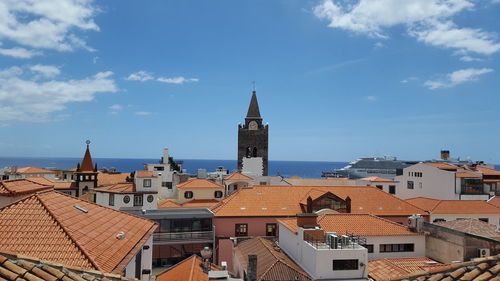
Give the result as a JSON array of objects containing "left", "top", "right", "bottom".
[
  {"left": 153, "top": 231, "right": 214, "bottom": 244},
  {"left": 304, "top": 233, "right": 365, "bottom": 250}
]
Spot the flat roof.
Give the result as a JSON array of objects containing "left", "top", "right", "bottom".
[{"left": 125, "top": 207, "right": 214, "bottom": 219}]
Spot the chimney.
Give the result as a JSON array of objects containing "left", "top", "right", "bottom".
[
  {"left": 440, "top": 150, "right": 450, "bottom": 161},
  {"left": 247, "top": 254, "right": 257, "bottom": 281},
  {"left": 346, "top": 196, "right": 351, "bottom": 213},
  {"left": 296, "top": 213, "right": 318, "bottom": 228},
  {"left": 306, "top": 196, "right": 313, "bottom": 213}
]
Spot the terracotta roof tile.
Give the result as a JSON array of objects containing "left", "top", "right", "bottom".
[
  {"left": 474, "top": 166, "right": 500, "bottom": 176},
  {"left": 0, "top": 252, "right": 138, "bottom": 281},
  {"left": 425, "top": 163, "right": 459, "bottom": 170},
  {"left": 225, "top": 172, "right": 253, "bottom": 180},
  {"left": 0, "top": 179, "right": 53, "bottom": 197},
  {"left": 234, "top": 237, "right": 313, "bottom": 281},
  {"left": 97, "top": 173, "right": 130, "bottom": 185},
  {"left": 408, "top": 198, "right": 500, "bottom": 214},
  {"left": 455, "top": 172, "right": 481, "bottom": 178},
  {"left": 0, "top": 191, "right": 157, "bottom": 274},
  {"left": 488, "top": 196, "right": 500, "bottom": 208},
  {"left": 134, "top": 171, "right": 153, "bottom": 178},
  {"left": 177, "top": 179, "right": 223, "bottom": 189},
  {"left": 360, "top": 176, "right": 399, "bottom": 182},
  {"left": 157, "top": 199, "right": 219, "bottom": 209},
  {"left": 212, "top": 186, "right": 425, "bottom": 217},
  {"left": 278, "top": 214, "right": 422, "bottom": 236},
  {"left": 155, "top": 255, "right": 219, "bottom": 281},
  {"left": 95, "top": 184, "right": 135, "bottom": 193},
  {"left": 369, "top": 257, "right": 441, "bottom": 281},
  {"left": 434, "top": 219, "right": 500, "bottom": 239},
  {"left": 14, "top": 167, "right": 55, "bottom": 174},
  {"left": 27, "top": 177, "right": 76, "bottom": 190},
  {"left": 79, "top": 145, "right": 94, "bottom": 172}
]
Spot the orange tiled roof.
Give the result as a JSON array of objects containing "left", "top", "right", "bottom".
[
  {"left": 225, "top": 172, "right": 253, "bottom": 180},
  {"left": 135, "top": 171, "right": 154, "bottom": 178},
  {"left": 27, "top": 177, "right": 76, "bottom": 189},
  {"left": 408, "top": 197, "right": 500, "bottom": 214},
  {"left": 14, "top": 166, "right": 55, "bottom": 174},
  {"left": 284, "top": 178, "right": 354, "bottom": 186},
  {"left": 177, "top": 179, "right": 223, "bottom": 189},
  {"left": 158, "top": 199, "right": 220, "bottom": 209},
  {"left": 155, "top": 255, "right": 220, "bottom": 281},
  {"left": 360, "top": 176, "right": 398, "bottom": 182},
  {"left": 0, "top": 252, "right": 139, "bottom": 281},
  {"left": 0, "top": 179, "right": 53, "bottom": 196},
  {"left": 475, "top": 166, "right": 500, "bottom": 176},
  {"left": 278, "top": 214, "right": 422, "bottom": 236},
  {"left": 98, "top": 172, "right": 130, "bottom": 185},
  {"left": 435, "top": 219, "right": 500, "bottom": 239},
  {"left": 369, "top": 257, "right": 441, "bottom": 281},
  {"left": 406, "top": 197, "right": 442, "bottom": 211},
  {"left": 212, "top": 186, "right": 426, "bottom": 217},
  {"left": 488, "top": 196, "right": 500, "bottom": 208},
  {"left": 425, "top": 163, "right": 459, "bottom": 170},
  {"left": 455, "top": 172, "right": 481, "bottom": 178},
  {"left": 234, "top": 237, "right": 313, "bottom": 281},
  {"left": 95, "top": 183, "right": 135, "bottom": 193},
  {"left": 0, "top": 190, "right": 157, "bottom": 273}
]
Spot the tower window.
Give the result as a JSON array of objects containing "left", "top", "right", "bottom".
[
  {"left": 252, "top": 147, "right": 257, "bottom": 157},
  {"left": 246, "top": 147, "right": 252, "bottom": 158}
]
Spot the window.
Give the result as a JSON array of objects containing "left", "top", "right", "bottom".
[
  {"left": 143, "top": 179, "right": 151, "bottom": 187},
  {"left": 252, "top": 147, "right": 257, "bottom": 157},
  {"left": 162, "top": 182, "right": 173, "bottom": 189},
  {"left": 260, "top": 182, "right": 267, "bottom": 185},
  {"left": 376, "top": 185, "right": 383, "bottom": 190},
  {"left": 134, "top": 195, "right": 143, "bottom": 206},
  {"left": 266, "top": 224, "right": 277, "bottom": 236},
  {"left": 235, "top": 224, "right": 248, "bottom": 237},
  {"left": 379, "top": 244, "right": 414, "bottom": 253},
  {"left": 109, "top": 193, "right": 114, "bottom": 206},
  {"left": 389, "top": 185, "right": 396, "bottom": 194},
  {"left": 214, "top": 191, "right": 223, "bottom": 198},
  {"left": 123, "top": 195, "right": 130, "bottom": 204},
  {"left": 407, "top": 181, "right": 414, "bottom": 189},
  {"left": 147, "top": 195, "right": 154, "bottom": 203},
  {"left": 332, "top": 259, "right": 359, "bottom": 270},
  {"left": 184, "top": 191, "right": 193, "bottom": 199},
  {"left": 419, "top": 182, "right": 423, "bottom": 189},
  {"left": 154, "top": 166, "right": 164, "bottom": 171},
  {"left": 312, "top": 197, "right": 347, "bottom": 212},
  {"left": 364, "top": 244, "right": 374, "bottom": 253},
  {"left": 479, "top": 218, "right": 489, "bottom": 223}
]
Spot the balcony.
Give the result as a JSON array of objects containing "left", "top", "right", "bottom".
[
  {"left": 153, "top": 231, "right": 214, "bottom": 245},
  {"left": 304, "top": 233, "right": 366, "bottom": 250}
]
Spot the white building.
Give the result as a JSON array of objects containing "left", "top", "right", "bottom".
[
  {"left": 278, "top": 212, "right": 425, "bottom": 261},
  {"left": 143, "top": 148, "right": 177, "bottom": 199},
  {"left": 394, "top": 163, "right": 489, "bottom": 200},
  {"left": 277, "top": 213, "right": 368, "bottom": 281},
  {"left": 355, "top": 176, "right": 398, "bottom": 195},
  {"left": 407, "top": 197, "right": 500, "bottom": 227}
]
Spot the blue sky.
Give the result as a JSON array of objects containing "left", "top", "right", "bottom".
[{"left": 0, "top": 0, "right": 499, "bottom": 163}]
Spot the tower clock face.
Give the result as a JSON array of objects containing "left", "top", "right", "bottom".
[{"left": 249, "top": 121, "right": 258, "bottom": 130}]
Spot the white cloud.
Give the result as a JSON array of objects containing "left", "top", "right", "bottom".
[
  {"left": 0, "top": 47, "right": 41, "bottom": 59},
  {"left": 125, "top": 71, "right": 154, "bottom": 82},
  {"left": 0, "top": 0, "right": 99, "bottom": 56},
  {"left": 0, "top": 66, "right": 117, "bottom": 121},
  {"left": 134, "top": 111, "right": 151, "bottom": 116},
  {"left": 30, "top": 64, "right": 60, "bottom": 78},
  {"left": 400, "top": 76, "right": 418, "bottom": 83},
  {"left": 459, "top": 56, "right": 483, "bottom": 62},
  {"left": 157, "top": 76, "right": 199, "bottom": 84},
  {"left": 313, "top": 0, "right": 500, "bottom": 55},
  {"left": 365, "top": 95, "right": 377, "bottom": 101},
  {"left": 108, "top": 104, "right": 123, "bottom": 114},
  {"left": 424, "top": 68, "right": 493, "bottom": 89}
]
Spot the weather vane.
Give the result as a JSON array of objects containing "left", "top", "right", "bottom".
[
  {"left": 252, "top": 81, "right": 256, "bottom": 92},
  {"left": 86, "top": 140, "right": 91, "bottom": 145}
]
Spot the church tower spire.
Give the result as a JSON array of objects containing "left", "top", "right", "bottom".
[
  {"left": 75, "top": 140, "right": 98, "bottom": 196},
  {"left": 238, "top": 90, "right": 269, "bottom": 176}
]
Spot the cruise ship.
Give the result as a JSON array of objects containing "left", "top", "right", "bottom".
[{"left": 323, "top": 151, "right": 476, "bottom": 180}]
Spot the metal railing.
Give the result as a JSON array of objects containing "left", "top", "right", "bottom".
[
  {"left": 153, "top": 231, "right": 213, "bottom": 243},
  {"left": 304, "top": 233, "right": 364, "bottom": 250}
]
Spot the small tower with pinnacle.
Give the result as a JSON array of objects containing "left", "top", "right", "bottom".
[
  {"left": 238, "top": 90, "right": 269, "bottom": 176},
  {"left": 74, "top": 140, "right": 98, "bottom": 196}
]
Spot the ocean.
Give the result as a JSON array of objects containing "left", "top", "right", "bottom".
[{"left": 0, "top": 157, "right": 348, "bottom": 179}]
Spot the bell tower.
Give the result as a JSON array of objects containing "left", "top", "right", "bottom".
[
  {"left": 75, "top": 140, "right": 98, "bottom": 196},
  {"left": 238, "top": 91, "right": 269, "bottom": 176}
]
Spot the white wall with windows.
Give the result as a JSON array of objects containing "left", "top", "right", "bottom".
[
  {"left": 363, "top": 235, "right": 425, "bottom": 260},
  {"left": 177, "top": 187, "right": 224, "bottom": 204},
  {"left": 95, "top": 191, "right": 157, "bottom": 210}
]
